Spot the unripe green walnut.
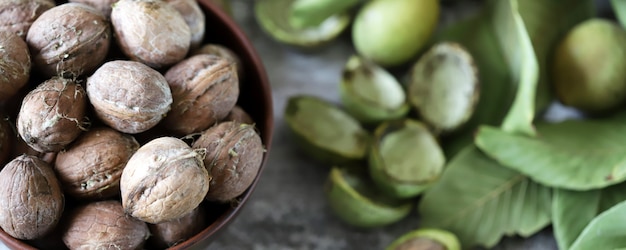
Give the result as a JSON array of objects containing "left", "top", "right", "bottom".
[
  {"left": 551, "top": 18, "right": 626, "bottom": 113},
  {"left": 352, "top": 0, "right": 439, "bottom": 67}
]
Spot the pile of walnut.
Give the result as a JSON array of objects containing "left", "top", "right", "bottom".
[{"left": 0, "top": 0, "right": 265, "bottom": 249}]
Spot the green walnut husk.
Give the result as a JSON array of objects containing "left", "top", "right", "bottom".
[
  {"left": 284, "top": 95, "right": 370, "bottom": 165},
  {"left": 289, "top": 0, "right": 362, "bottom": 29},
  {"left": 369, "top": 119, "right": 445, "bottom": 199},
  {"left": 551, "top": 18, "right": 626, "bottom": 114},
  {"left": 255, "top": 0, "right": 351, "bottom": 48},
  {"left": 325, "top": 166, "right": 413, "bottom": 228},
  {"left": 385, "top": 228, "right": 461, "bottom": 250},
  {"left": 352, "top": 0, "right": 439, "bottom": 67},
  {"left": 408, "top": 42, "right": 479, "bottom": 134},
  {"left": 340, "top": 55, "right": 410, "bottom": 124}
]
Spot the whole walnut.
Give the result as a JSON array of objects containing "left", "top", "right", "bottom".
[
  {"left": 86, "top": 60, "right": 172, "bottom": 134},
  {"left": 62, "top": 200, "right": 149, "bottom": 250},
  {"left": 166, "top": 0, "right": 205, "bottom": 50},
  {"left": 111, "top": 0, "right": 191, "bottom": 68},
  {"left": 68, "top": 0, "right": 118, "bottom": 17},
  {"left": 0, "top": 31, "right": 30, "bottom": 103},
  {"left": 148, "top": 205, "right": 207, "bottom": 249},
  {"left": 192, "top": 43, "right": 244, "bottom": 80},
  {"left": 121, "top": 137, "right": 210, "bottom": 224},
  {"left": 192, "top": 121, "right": 264, "bottom": 202},
  {"left": 0, "top": 0, "right": 55, "bottom": 38},
  {"left": 0, "top": 155, "right": 64, "bottom": 240},
  {"left": 17, "top": 77, "right": 87, "bottom": 153},
  {"left": 54, "top": 127, "right": 140, "bottom": 199},
  {"left": 162, "top": 54, "right": 239, "bottom": 135},
  {"left": 26, "top": 2, "right": 111, "bottom": 78}
]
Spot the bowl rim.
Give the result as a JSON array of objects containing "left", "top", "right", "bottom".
[{"left": 0, "top": 0, "right": 274, "bottom": 249}]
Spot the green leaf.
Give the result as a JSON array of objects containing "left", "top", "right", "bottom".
[
  {"left": 552, "top": 189, "right": 601, "bottom": 250},
  {"left": 475, "top": 114, "right": 626, "bottom": 190},
  {"left": 491, "top": 0, "right": 539, "bottom": 136},
  {"left": 570, "top": 200, "right": 626, "bottom": 250},
  {"left": 418, "top": 146, "right": 552, "bottom": 248},
  {"left": 517, "top": 0, "right": 595, "bottom": 112},
  {"left": 552, "top": 182, "right": 626, "bottom": 250},
  {"left": 611, "top": 0, "right": 626, "bottom": 29}
]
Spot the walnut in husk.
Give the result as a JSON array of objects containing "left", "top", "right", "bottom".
[
  {"left": 26, "top": 2, "right": 111, "bottom": 78},
  {"left": 54, "top": 127, "right": 140, "bottom": 199},
  {"left": 121, "top": 137, "right": 210, "bottom": 224},
  {"left": 0, "top": 0, "right": 55, "bottom": 38},
  {"left": 86, "top": 60, "right": 172, "bottom": 134},
  {"left": 0, "top": 155, "right": 64, "bottom": 240},
  {"left": 61, "top": 200, "right": 150, "bottom": 250},
  {"left": 166, "top": 0, "right": 205, "bottom": 50},
  {"left": 17, "top": 77, "right": 87, "bottom": 153},
  {"left": 0, "top": 31, "right": 30, "bottom": 103},
  {"left": 148, "top": 205, "right": 207, "bottom": 249},
  {"left": 111, "top": 0, "right": 191, "bottom": 68},
  {"left": 192, "top": 121, "right": 264, "bottom": 202},
  {"left": 162, "top": 54, "right": 239, "bottom": 135}
]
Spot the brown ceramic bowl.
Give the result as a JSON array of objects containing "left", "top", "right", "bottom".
[{"left": 0, "top": 0, "right": 273, "bottom": 249}]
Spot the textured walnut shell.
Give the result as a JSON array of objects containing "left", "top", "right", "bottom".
[
  {"left": 0, "top": 31, "right": 30, "bottom": 102},
  {"left": 111, "top": 0, "right": 191, "bottom": 68},
  {"left": 192, "top": 43, "right": 243, "bottom": 80},
  {"left": 121, "top": 137, "right": 209, "bottom": 224},
  {"left": 17, "top": 77, "right": 87, "bottom": 153},
  {"left": 162, "top": 54, "right": 239, "bottom": 135},
  {"left": 68, "top": 0, "right": 118, "bottom": 17},
  {"left": 0, "top": 155, "right": 64, "bottom": 240},
  {"left": 166, "top": 0, "right": 205, "bottom": 50},
  {"left": 222, "top": 105, "right": 254, "bottom": 124},
  {"left": 148, "top": 205, "right": 207, "bottom": 249},
  {"left": 26, "top": 3, "right": 111, "bottom": 78},
  {"left": 54, "top": 127, "right": 139, "bottom": 199},
  {"left": 86, "top": 60, "right": 172, "bottom": 134},
  {"left": 62, "top": 200, "right": 149, "bottom": 250},
  {"left": 192, "top": 121, "right": 264, "bottom": 202},
  {"left": 0, "top": 0, "right": 55, "bottom": 38}
]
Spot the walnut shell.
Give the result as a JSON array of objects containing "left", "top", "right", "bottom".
[
  {"left": 162, "top": 54, "right": 239, "bottom": 135},
  {"left": 86, "top": 60, "right": 172, "bottom": 134},
  {"left": 68, "top": 0, "right": 118, "bottom": 17},
  {"left": 121, "top": 137, "right": 209, "bottom": 224},
  {"left": 0, "top": 31, "right": 30, "bottom": 102},
  {"left": 0, "top": 0, "right": 55, "bottom": 38},
  {"left": 192, "top": 43, "right": 243, "bottom": 80},
  {"left": 148, "top": 205, "right": 207, "bottom": 249},
  {"left": 111, "top": 0, "right": 191, "bottom": 68},
  {"left": 62, "top": 200, "right": 149, "bottom": 250},
  {"left": 192, "top": 121, "right": 264, "bottom": 202},
  {"left": 17, "top": 77, "right": 87, "bottom": 153},
  {"left": 166, "top": 0, "right": 205, "bottom": 50},
  {"left": 26, "top": 2, "right": 111, "bottom": 78},
  {"left": 54, "top": 127, "right": 139, "bottom": 199},
  {"left": 222, "top": 105, "right": 254, "bottom": 124},
  {"left": 0, "top": 155, "right": 64, "bottom": 240}
]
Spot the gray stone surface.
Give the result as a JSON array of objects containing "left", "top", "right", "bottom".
[{"left": 208, "top": 1, "right": 559, "bottom": 250}]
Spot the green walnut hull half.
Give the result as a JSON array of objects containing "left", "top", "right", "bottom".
[
  {"left": 385, "top": 228, "right": 461, "bottom": 250},
  {"left": 368, "top": 119, "right": 445, "bottom": 199},
  {"left": 284, "top": 95, "right": 370, "bottom": 165},
  {"left": 325, "top": 166, "right": 413, "bottom": 228}
]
